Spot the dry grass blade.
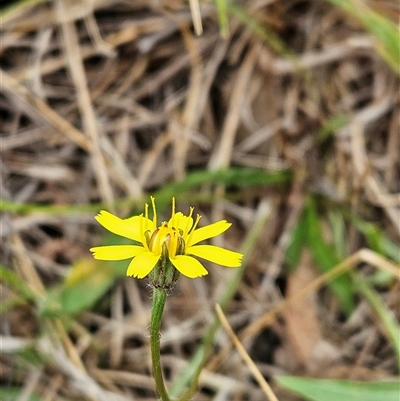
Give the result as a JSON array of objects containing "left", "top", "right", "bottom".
[
  {"left": 189, "top": 0, "right": 203, "bottom": 35},
  {"left": 55, "top": 0, "right": 113, "bottom": 204},
  {"left": 215, "top": 303, "right": 280, "bottom": 401},
  {"left": 209, "top": 42, "right": 261, "bottom": 170},
  {"left": 350, "top": 118, "right": 400, "bottom": 236},
  {"left": 38, "top": 336, "right": 130, "bottom": 401},
  {"left": 1, "top": 71, "right": 91, "bottom": 150}
]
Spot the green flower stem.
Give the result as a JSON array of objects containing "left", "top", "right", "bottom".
[{"left": 150, "top": 287, "right": 172, "bottom": 401}]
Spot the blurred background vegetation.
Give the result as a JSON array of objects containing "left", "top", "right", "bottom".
[{"left": 1, "top": 1, "right": 399, "bottom": 400}]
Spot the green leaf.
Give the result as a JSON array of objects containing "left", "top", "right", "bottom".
[
  {"left": 39, "top": 257, "right": 126, "bottom": 317},
  {"left": 305, "top": 198, "right": 354, "bottom": 314},
  {"left": 275, "top": 376, "right": 399, "bottom": 401}
]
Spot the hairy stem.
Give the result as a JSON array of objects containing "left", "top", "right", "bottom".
[{"left": 150, "top": 287, "right": 172, "bottom": 401}]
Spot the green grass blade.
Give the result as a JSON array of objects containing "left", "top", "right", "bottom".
[
  {"left": 215, "top": 0, "right": 229, "bottom": 38},
  {"left": 353, "top": 272, "right": 400, "bottom": 371},
  {"left": 317, "top": 114, "right": 349, "bottom": 142},
  {"left": 229, "top": 3, "right": 294, "bottom": 57},
  {"left": 325, "top": 0, "right": 400, "bottom": 73},
  {"left": 285, "top": 208, "right": 307, "bottom": 271},
  {"left": 354, "top": 219, "right": 400, "bottom": 263},
  {"left": 0, "top": 0, "right": 48, "bottom": 19},
  {"left": 328, "top": 211, "right": 347, "bottom": 259},
  {"left": 275, "top": 376, "right": 400, "bottom": 401},
  {"left": 1, "top": 167, "right": 291, "bottom": 215},
  {"left": 0, "top": 388, "right": 43, "bottom": 401},
  {"left": 305, "top": 198, "right": 354, "bottom": 314},
  {"left": 0, "top": 264, "right": 39, "bottom": 302},
  {"left": 155, "top": 167, "right": 292, "bottom": 199}
]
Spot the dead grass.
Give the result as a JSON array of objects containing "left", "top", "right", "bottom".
[{"left": 1, "top": 1, "right": 399, "bottom": 401}]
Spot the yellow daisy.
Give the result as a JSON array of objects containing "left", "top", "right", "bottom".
[{"left": 90, "top": 197, "right": 242, "bottom": 279}]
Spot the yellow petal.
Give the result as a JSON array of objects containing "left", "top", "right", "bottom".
[
  {"left": 178, "top": 215, "right": 193, "bottom": 236},
  {"left": 90, "top": 245, "right": 145, "bottom": 260},
  {"left": 126, "top": 252, "right": 160, "bottom": 278},
  {"left": 168, "top": 211, "right": 182, "bottom": 228},
  {"left": 170, "top": 255, "right": 208, "bottom": 278},
  {"left": 187, "top": 245, "right": 242, "bottom": 267},
  {"left": 126, "top": 215, "right": 154, "bottom": 232},
  {"left": 95, "top": 211, "right": 145, "bottom": 242},
  {"left": 188, "top": 220, "right": 232, "bottom": 246}
]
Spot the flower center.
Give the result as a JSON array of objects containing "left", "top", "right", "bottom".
[{"left": 148, "top": 222, "right": 185, "bottom": 258}]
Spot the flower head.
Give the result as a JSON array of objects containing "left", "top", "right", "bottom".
[{"left": 90, "top": 197, "right": 242, "bottom": 279}]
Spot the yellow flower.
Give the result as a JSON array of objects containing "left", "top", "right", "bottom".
[{"left": 90, "top": 197, "right": 243, "bottom": 279}]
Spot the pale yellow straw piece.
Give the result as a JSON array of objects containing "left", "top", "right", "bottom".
[
  {"left": 189, "top": 0, "right": 203, "bottom": 35},
  {"left": 215, "top": 304, "right": 280, "bottom": 401}
]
